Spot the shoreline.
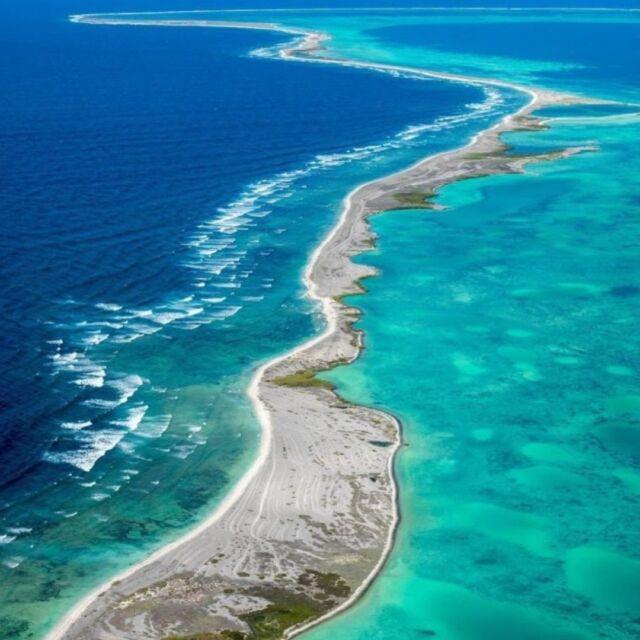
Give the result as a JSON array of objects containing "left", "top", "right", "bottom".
[{"left": 49, "top": 14, "right": 601, "bottom": 640}]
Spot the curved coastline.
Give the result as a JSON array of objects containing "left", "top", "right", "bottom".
[{"left": 49, "top": 13, "right": 600, "bottom": 640}]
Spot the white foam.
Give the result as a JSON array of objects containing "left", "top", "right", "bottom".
[
  {"left": 83, "top": 332, "right": 109, "bottom": 346},
  {"left": 112, "top": 323, "right": 162, "bottom": 343},
  {"left": 3, "top": 556, "right": 24, "bottom": 569},
  {"left": 82, "top": 320, "right": 125, "bottom": 329},
  {"left": 7, "top": 527, "right": 32, "bottom": 535},
  {"left": 83, "top": 398, "right": 117, "bottom": 409},
  {"left": 131, "top": 308, "right": 153, "bottom": 318},
  {"left": 171, "top": 443, "right": 198, "bottom": 459},
  {"left": 399, "top": 88, "right": 504, "bottom": 141},
  {"left": 45, "top": 405, "right": 147, "bottom": 472},
  {"left": 110, "top": 374, "right": 144, "bottom": 399},
  {"left": 84, "top": 374, "right": 143, "bottom": 409},
  {"left": 110, "top": 404, "right": 148, "bottom": 432},
  {"left": 136, "top": 413, "right": 171, "bottom": 439},
  {"left": 96, "top": 302, "right": 122, "bottom": 312},
  {"left": 212, "top": 306, "right": 242, "bottom": 320},
  {"left": 150, "top": 311, "right": 185, "bottom": 325},
  {"left": 60, "top": 420, "right": 92, "bottom": 431},
  {"left": 50, "top": 351, "right": 79, "bottom": 366},
  {"left": 50, "top": 351, "right": 106, "bottom": 389},
  {"left": 0, "top": 534, "right": 16, "bottom": 545},
  {"left": 186, "top": 255, "right": 242, "bottom": 276},
  {"left": 73, "top": 369, "right": 106, "bottom": 389},
  {"left": 44, "top": 430, "right": 125, "bottom": 473}
]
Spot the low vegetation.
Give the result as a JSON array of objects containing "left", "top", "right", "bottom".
[
  {"left": 299, "top": 570, "right": 351, "bottom": 599},
  {"left": 271, "top": 369, "right": 335, "bottom": 390},
  {"left": 163, "top": 570, "right": 353, "bottom": 640},
  {"left": 391, "top": 190, "right": 436, "bottom": 209},
  {"left": 240, "top": 596, "right": 321, "bottom": 640}
]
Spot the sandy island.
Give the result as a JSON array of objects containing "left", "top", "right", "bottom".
[{"left": 48, "top": 13, "right": 601, "bottom": 640}]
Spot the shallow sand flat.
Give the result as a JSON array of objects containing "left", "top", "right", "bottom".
[{"left": 50, "top": 16, "right": 600, "bottom": 640}]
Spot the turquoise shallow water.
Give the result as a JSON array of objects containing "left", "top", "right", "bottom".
[{"left": 313, "top": 117, "right": 640, "bottom": 639}]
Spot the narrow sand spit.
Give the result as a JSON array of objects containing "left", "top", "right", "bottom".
[{"left": 49, "top": 15, "right": 600, "bottom": 640}]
